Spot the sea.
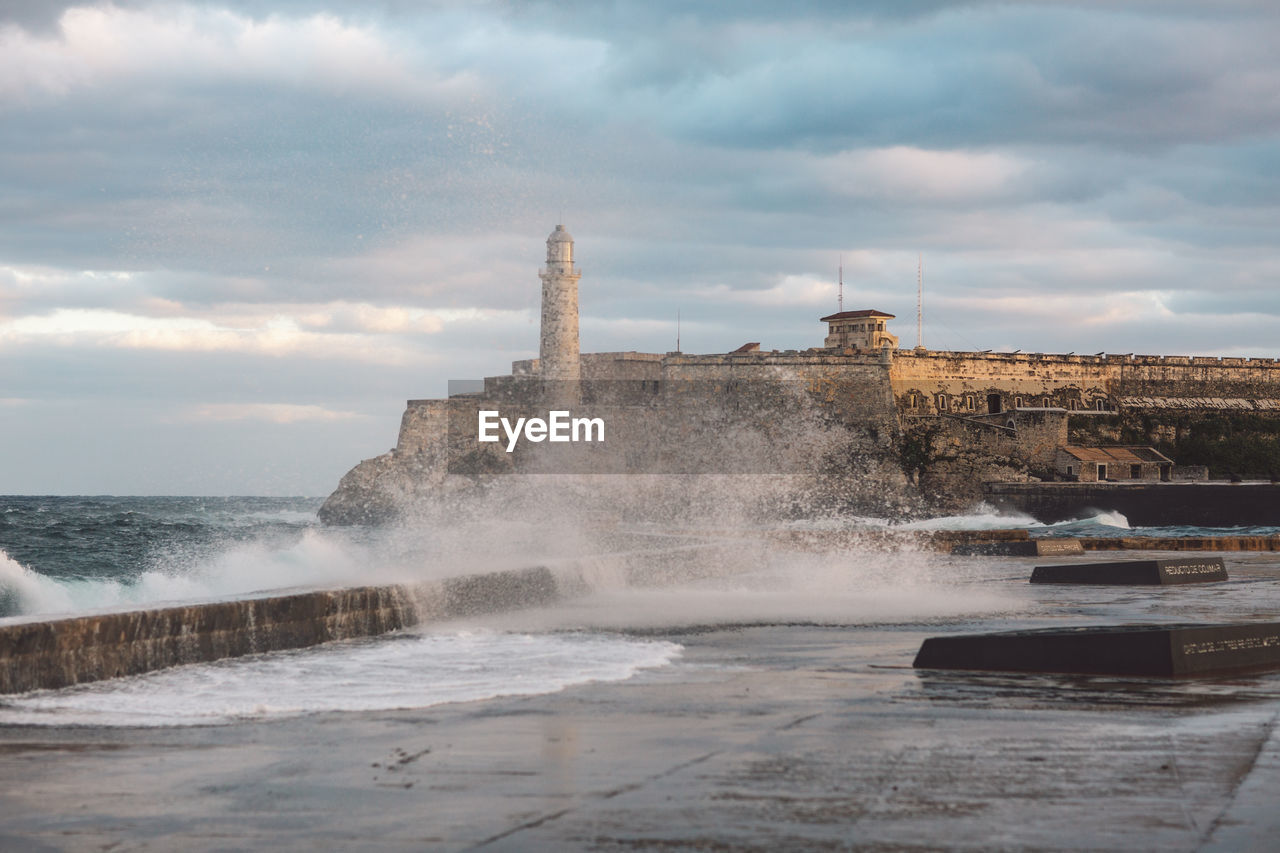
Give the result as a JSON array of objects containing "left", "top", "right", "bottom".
[
  {"left": 3, "top": 495, "right": 1279, "bottom": 728},
  {"left": 0, "top": 495, "right": 684, "bottom": 726}
]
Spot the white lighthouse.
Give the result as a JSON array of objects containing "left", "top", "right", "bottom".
[{"left": 538, "top": 224, "right": 582, "bottom": 382}]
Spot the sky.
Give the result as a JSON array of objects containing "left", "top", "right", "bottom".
[{"left": 2, "top": 1, "right": 1279, "bottom": 495}]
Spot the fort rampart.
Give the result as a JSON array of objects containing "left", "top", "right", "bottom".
[{"left": 889, "top": 350, "right": 1280, "bottom": 416}]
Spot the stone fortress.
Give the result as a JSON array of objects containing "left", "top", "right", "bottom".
[{"left": 319, "top": 226, "right": 1280, "bottom": 524}]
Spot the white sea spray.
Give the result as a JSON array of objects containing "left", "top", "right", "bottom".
[{"left": 0, "top": 630, "right": 684, "bottom": 727}]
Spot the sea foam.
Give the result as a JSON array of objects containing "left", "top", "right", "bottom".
[{"left": 0, "top": 630, "right": 683, "bottom": 727}]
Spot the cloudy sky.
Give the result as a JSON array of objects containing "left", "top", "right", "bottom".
[{"left": 2, "top": 1, "right": 1279, "bottom": 495}]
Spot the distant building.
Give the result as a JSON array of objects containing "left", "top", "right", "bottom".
[
  {"left": 1055, "top": 446, "right": 1173, "bottom": 482},
  {"left": 820, "top": 310, "right": 899, "bottom": 351}
]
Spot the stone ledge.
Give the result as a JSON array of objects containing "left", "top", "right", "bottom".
[{"left": 0, "top": 566, "right": 560, "bottom": 695}]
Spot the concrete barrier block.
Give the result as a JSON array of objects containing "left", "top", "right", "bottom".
[
  {"left": 914, "top": 622, "right": 1280, "bottom": 677},
  {"left": 1030, "top": 557, "right": 1227, "bottom": 585}
]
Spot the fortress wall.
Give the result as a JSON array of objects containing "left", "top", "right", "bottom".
[
  {"left": 890, "top": 351, "right": 1112, "bottom": 412},
  {"left": 396, "top": 399, "right": 450, "bottom": 456},
  {"left": 976, "top": 410, "right": 1071, "bottom": 468},
  {"left": 0, "top": 567, "right": 561, "bottom": 695},
  {"left": 661, "top": 353, "right": 898, "bottom": 430},
  {"left": 890, "top": 351, "right": 1280, "bottom": 415},
  {"left": 512, "top": 352, "right": 664, "bottom": 381},
  {"left": 584, "top": 352, "right": 664, "bottom": 381},
  {"left": 1110, "top": 356, "right": 1280, "bottom": 397},
  {"left": 906, "top": 410, "right": 1069, "bottom": 506}
]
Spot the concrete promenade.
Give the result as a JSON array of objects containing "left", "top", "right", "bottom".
[{"left": 3, "top": 550, "right": 1280, "bottom": 850}]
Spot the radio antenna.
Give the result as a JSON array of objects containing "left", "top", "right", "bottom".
[
  {"left": 916, "top": 253, "right": 924, "bottom": 349},
  {"left": 838, "top": 255, "right": 844, "bottom": 313}
]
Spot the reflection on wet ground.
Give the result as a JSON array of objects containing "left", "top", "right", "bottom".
[{"left": 910, "top": 668, "right": 1280, "bottom": 710}]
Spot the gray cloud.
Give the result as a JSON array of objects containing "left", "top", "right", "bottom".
[{"left": 2, "top": 0, "right": 1280, "bottom": 493}]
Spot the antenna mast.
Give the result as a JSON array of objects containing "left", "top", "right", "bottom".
[
  {"left": 916, "top": 253, "right": 924, "bottom": 349},
  {"left": 838, "top": 255, "right": 844, "bottom": 313}
]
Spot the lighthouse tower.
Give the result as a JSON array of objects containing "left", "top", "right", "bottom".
[{"left": 538, "top": 224, "right": 582, "bottom": 382}]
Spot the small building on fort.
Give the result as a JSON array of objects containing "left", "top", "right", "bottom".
[
  {"left": 1054, "top": 446, "right": 1173, "bottom": 483},
  {"left": 820, "top": 310, "right": 898, "bottom": 351}
]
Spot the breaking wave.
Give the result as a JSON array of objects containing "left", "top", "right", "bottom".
[{"left": 0, "top": 530, "right": 415, "bottom": 619}]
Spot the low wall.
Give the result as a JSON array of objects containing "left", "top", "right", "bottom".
[
  {"left": 1079, "top": 536, "right": 1280, "bottom": 552},
  {"left": 0, "top": 567, "right": 559, "bottom": 695},
  {"left": 984, "top": 482, "right": 1280, "bottom": 526}
]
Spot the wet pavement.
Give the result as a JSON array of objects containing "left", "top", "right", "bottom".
[{"left": 3, "top": 549, "right": 1280, "bottom": 851}]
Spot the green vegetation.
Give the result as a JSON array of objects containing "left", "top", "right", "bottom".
[
  {"left": 1071, "top": 412, "right": 1280, "bottom": 479},
  {"left": 1172, "top": 415, "right": 1280, "bottom": 479}
]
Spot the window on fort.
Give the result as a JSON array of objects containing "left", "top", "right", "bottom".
[
  {"left": 1069, "top": 399, "right": 1078, "bottom": 410},
  {"left": 1067, "top": 466, "right": 1075, "bottom": 476},
  {"left": 1130, "top": 464, "right": 1141, "bottom": 478},
  {"left": 964, "top": 394, "right": 975, "bottom": 410},
  {"left": 1095, "top": 399, "right": 1106, "bottom": 411},
  {"left": 937, "top": 394, "right": 948, "bottom": 411},
  {"left": 1097, "top": 463, "right": 1107, "bottom": 480},
  {"left": 1014, "top": 396, "right": 1024, "bottom": 408}
]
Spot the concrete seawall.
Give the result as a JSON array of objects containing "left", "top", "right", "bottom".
[
  {"left": 0, "top": 567, "right": 559, "bottom": 695},
  {"left": 1078, "top": 536, "right": 1280, "bottom": 552},
  {"left": 984, "top": 482, "right": 1280, "bottom": 526}
]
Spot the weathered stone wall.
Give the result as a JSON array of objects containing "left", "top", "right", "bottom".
[
  {"left": 662, "top": 351, "right": 899, "bottom": 433},
  {"left": 890, "top": 350, "right": 1280, "bottom": 415},
  {"left": 396, "top": 399, "right": 449, "bottom": 456},
  {"left": 891, "top": 351, "right": 1112, "bottom": 413},
  {"left": 0, "top": 584, "right": 416, "bottom": 694},
  {"left": 587, "top": 352, "right": 664, "bottom": 381},
  {"left": 900, "top": 410, "right": 1068, "bottom": 510},
  {"left": 917, "top": 410, "right": 1068, "bottom": 470},
  {"left": 513, "top": 352, "right": 666, "bottom": 381},
  {"left": 0, "top": 567, "right": 561, "bottom": 694}
]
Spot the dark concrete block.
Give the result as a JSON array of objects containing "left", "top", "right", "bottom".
[
  {"left": 1030, "top": 557, "right": 1227, "bottom": 585},
  {"left": 913, "top": 622, "right": 1280, "bottom": 677}
]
